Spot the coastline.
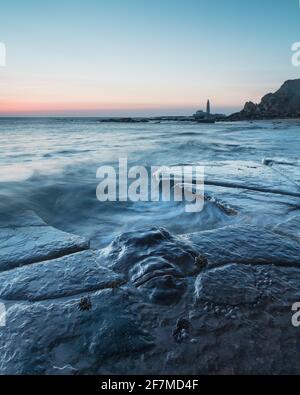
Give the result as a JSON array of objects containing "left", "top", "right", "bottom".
[
  {"left": 1, "top": 142, "right": 300, "bottom": 373},
  {"left": 1, "top": 208, "right": 300, "bottom": 374}
]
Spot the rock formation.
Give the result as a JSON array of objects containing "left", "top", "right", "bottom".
[
  {"left": 228, "top": 79, "right": 300, "bottom": 120},
  {"left": 1, "top": 159, "right": 300, "bottom": 374},
  {"left": 1, "top": 210, "right": 300, "bottom": 373}
]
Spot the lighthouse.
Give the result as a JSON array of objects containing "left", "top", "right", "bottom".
[
  {"left": 193, "top": 99, "right": 216, "bottom": 122},
  {"left": 206, "top": 99, "right": 211, "bottom": 115}
]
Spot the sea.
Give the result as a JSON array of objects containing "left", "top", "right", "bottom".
[{"left": 0, "top": 117, "right": 299, "bottom": 248}]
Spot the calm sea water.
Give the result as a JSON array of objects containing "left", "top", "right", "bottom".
[{"left": 0, "top": 118, "right": 299, "bottom": 247}]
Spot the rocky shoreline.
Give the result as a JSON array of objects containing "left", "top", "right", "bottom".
[
  {"left": 227, "top": 80, "right": 300, "bottom": 121},
  {"left": 1, "top": 181, "right": 300, "bottom": 374},
  {"left": 96, "top": 116, "right": 196, "bottom": 124},
  {"left": 1, "top": 105, "right": 300, "bottom": 375}
]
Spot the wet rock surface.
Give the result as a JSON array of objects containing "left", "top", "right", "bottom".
[
  {"left": 0, "top": 289, "right": 154, "bottom": 374},
  {"left": 195, "top": 264, "right": 259, "bottom": 306},
  {"left": 0, "top": 211, "right": 89, "bottom": 271},
  {"left": 187, "top": 223, "right": 300, "bottom": 268},
  {"left": 101, "top": 227, "right": 199, "bottom": 305},
  {"left": 0, "top": 250, "right": 125, "bottom": 302},
  {"left": 0, "top": 209, "right": 300, "bottom": 374}
]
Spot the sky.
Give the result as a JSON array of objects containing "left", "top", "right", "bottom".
[{"left": 0, "top": 0, "right": 299, "bottom": 116}]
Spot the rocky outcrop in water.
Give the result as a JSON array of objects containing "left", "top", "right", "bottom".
[{"left": 228, "top": 79, "right": 300, "bottom": 120}]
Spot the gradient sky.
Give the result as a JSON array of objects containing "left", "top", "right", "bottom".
[{"left": 0, "top": 0, "right": 299, "bottom": 116}]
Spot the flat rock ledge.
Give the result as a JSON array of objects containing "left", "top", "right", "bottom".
[
  {"left": 0, "top": 211, "right": 90, "bottom": 271},
  {"left": 0, "top": 211, "right": 300, "bottom": 374}
]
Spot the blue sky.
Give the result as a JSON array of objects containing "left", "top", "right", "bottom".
[{"left": 0, "top": 0, "right": 299, "bottom": 116}]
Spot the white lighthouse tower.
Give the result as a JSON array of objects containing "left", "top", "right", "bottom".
[
  {"left": 194, "top": 99, "right": 212, "bottom": 119},
  {"left": 206, "top": 99, "right": 211, "bottom": 115}
]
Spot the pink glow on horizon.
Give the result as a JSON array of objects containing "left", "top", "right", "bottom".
[
  {"left": 0, "top": 100, "right": 163, "bottom": 112},
  {"left": 0, "top": 100, "right": 240, "bottom": 116}
]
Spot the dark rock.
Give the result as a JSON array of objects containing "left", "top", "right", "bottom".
[
  {"left": 0, "top": 211, "right": 89, "bottom": 272},
  {"left": 195, "top": 255, "right": 209, "bottom": 270},
  {"left": 227, "top": 79, "right": 300, "bottom": 120},
  {"left": 0, "top": 289, "right": 154, "bottom": 374},
  {"left": 78, "top": 296, "right": 92, "bottom": 311},
  {"left": 195, "top": 264, "right": 259, "bottom": 306},
  {"left": 103, "top": 227, "right": 198, "bottom": 276},
  {"left": 1, "top": 211, "right": 300, "bottom": 374},
  {"left": 138, "top": 274, "right": 187, "bottom": 305},
  {"left": 187, "top": 224, "right": 300, "bottom": 268},
  {"left": 0, "top": 250, "right": 125, "bottom": 301},
  {"left": 172, "top": 318, "right": 191, "bottom": 343},
  {"left": 101, "top": 227, "right": 199, "bottom": 305},
  {"left": 96, "top": 116, "right": 195, "bottom": 124}
]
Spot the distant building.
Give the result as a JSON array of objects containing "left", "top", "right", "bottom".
[
  {"left": 194, "top": 99, "right": 212, "bottom": 119},
  {"left": 193, "top": 100, "right": 225, "bottom": 123}
]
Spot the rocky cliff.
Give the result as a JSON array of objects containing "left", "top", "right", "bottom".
[{"left": 228, "top": 79, "right": 300, "bottom": 120}]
